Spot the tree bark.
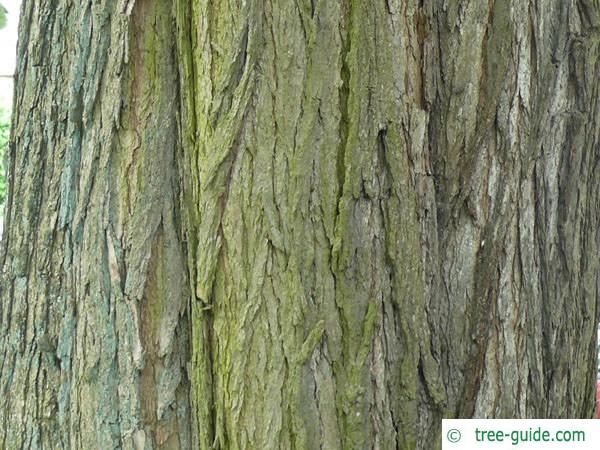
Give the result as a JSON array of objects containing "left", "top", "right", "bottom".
[
  {"left": 1, "top": 0, "right": 599, "bottom": 449},
  {"left": 0, "top": 1, "right": 190, "bottom": 448}
]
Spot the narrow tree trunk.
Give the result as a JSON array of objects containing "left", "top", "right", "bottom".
[{"left": 1, "top": 1, "right": 599, "bottom": 450}]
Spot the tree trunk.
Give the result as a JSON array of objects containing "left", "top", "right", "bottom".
[
  {"left": 0, "top": 1, "right": 191, "bottom": 448},
  {"left": 1, "top": 1, "right": 599, "bottom": 449}
]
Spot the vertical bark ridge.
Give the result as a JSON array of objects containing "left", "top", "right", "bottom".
[
  {"left": 180, "top": 1, "right": 446, "bottom": 449},
  {"left": 0, "top": 1, "right": 191, "bottom": 448},
  {"left": 423, "top": 0, "right": 600, "bottom": 420}
]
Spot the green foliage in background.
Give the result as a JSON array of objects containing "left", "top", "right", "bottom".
[
  {"left": 0, "top": 107, "right": 8, "bottom": 213},
  {"left": 0, "top": 4, "right": 7, "bottom": 30}
]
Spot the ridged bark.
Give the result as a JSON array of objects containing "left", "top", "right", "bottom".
[
  {"left": 0, "top": 1, "right": 190, "bottom": 448},
  {"left": 1, "top": 1, "right": 599, "bottom": 450}
]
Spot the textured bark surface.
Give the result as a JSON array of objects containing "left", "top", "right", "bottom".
[
  {"left": 1, "top": 0, "right": 599, "bottom": 449},
  {"left": 0, "top": 1, "right": 190, "bottom": 449}
]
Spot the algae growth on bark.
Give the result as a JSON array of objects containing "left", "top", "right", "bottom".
[{"left": 1, "top": 1, "right": 599, "bottom": 449}]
